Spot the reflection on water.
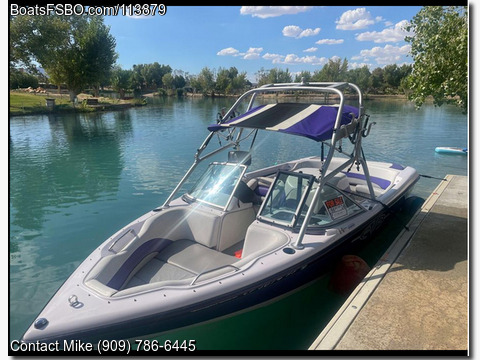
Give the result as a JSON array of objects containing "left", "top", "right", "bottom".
[{"left": 9, "top": 96, "right": 467, "bottom": 343}]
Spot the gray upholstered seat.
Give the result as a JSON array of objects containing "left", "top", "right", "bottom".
[
  {"left": 122, "top": 239, "right": 236, "bottom": 290},
  {"left": 157, "top": 239, "right": 236, "bottom": 274}
]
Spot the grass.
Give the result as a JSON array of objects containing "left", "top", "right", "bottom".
[
  {"left": 10, "top": 92, "right": 78, "bottom": 116},
  {"left": 9, "top": 91, "right": 142, "bottom": 116}
]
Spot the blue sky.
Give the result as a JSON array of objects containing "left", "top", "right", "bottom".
[{"left": 110, "top": 6, "right": 422, "bottom": 81}]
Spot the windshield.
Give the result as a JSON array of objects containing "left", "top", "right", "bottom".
[
  {"left": 258, "top": 171, "right": 314, "bottom": 227},
  {"left": 258, "top": 171, "right": 364, "bottom": 229},
  {"left": 188, "top": 163, "right": 246, "bottom": 209}
]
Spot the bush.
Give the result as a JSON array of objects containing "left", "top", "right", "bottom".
[
  {"left": 155, "top": 88, "right": 167, "bottom": 97},
  {"left": 10, "top": 71, "right": 39, "bottom": 89}
]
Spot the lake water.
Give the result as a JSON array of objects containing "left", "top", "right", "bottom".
[{"left": 9, "top": 96, "right": 468, "bottom": 349}]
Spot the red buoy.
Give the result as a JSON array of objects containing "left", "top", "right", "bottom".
[{"left": 328, "top": 255, "right": 371, "bottom": 296}]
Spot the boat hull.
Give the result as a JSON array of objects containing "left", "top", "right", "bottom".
[{"left": 23, "top": 181, "right": 415, "bottom": 345}]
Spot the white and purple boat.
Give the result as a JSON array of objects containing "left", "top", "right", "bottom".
[{"left": 22, "top": 82, "right": 419, "bottom": 344}]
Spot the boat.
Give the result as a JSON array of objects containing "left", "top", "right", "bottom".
[
  {"left": 435, "top": 146, "right": 467, "bottom": 155},
  {"left": 21, "top": 82, "right": 419, "bottom": 345}
]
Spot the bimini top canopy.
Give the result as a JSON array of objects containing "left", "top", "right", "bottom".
[{"left": 208, "top": 103, "right": 359, "bottom": 142}]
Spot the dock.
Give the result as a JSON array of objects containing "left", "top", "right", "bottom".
[{"left": 309, "top": 174, "right": 468, "bottom": 352}]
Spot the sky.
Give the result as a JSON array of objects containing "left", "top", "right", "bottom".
[{"left": 104, "top": 6, "right": 423, "bottom": 82}]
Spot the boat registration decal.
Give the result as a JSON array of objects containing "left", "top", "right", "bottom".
[{"left": 324, "top": 196, "right": 348, "bottom": 220}]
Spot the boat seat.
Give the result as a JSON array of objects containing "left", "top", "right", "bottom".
[
  {"left": 342, "top": 171, "right": 391, "bottom": 190},
  {"left": 232, "top": 180, "right": 256, "bottom": 204},
  {"left": 122, "top": 239, "right": 236, "bottom": 290},
  {"left": 157, "top": 239, "right": 236, "bottom": 274},
  {"left": 86, "top": 238, "right": 238, "bottom": 296},
  {"left": 247, "top": 176, "right": 273, "bottom": 204}
]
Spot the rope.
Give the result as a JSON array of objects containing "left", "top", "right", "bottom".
[{"left": 419, "top": 174, "right": 447, "bottom": 181}]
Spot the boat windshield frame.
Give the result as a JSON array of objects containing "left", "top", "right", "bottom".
[
  {"left": 184, "top": 162, "right": 248, "bottom": 211},
  {"left": 257, "top": 170, "right": 315, "bottom": 228}
]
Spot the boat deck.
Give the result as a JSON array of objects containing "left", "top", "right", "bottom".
[{"left": 309, "top": 174, "right": 468, "bottom": 352}]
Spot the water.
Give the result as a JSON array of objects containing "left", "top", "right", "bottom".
[{"left": 9, "top": 96, "right": 467, "bottom": 348}]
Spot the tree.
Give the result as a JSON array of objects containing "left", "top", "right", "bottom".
[
  {"left": 130, "top": 64, "right": 145, "bottom": 94},
  {"left": 346, "top": 66, "right": 372, "bottom": 93},
  {"left": 229, "top": 72, "right": 248, "bottom": 94},
  {"left": 162, "top": 73, "right": 174, "bottom": 90},
  {"left": 383, "top": 64, "right": 402, "bottom": 93},
  {"left": 294, "top": 71, "right": 312, "bottom": 83},
  {"left": 370, "top": 67, "right": 384, "bottom": 94},
  {"left": 197, "top": 67, "right": 215, "bottom": 96},
  {"left": 77, "top": 17, "right": 117, "bottom": 96},
  {"left": 111, "top": 67, "right": 132, "bottom": 99},
  {"left": 173, "top": 74, "right": 186, "bottom": 89},
  {"left": 10, "top": 15, "right": 117, "bottom": 101},
  {"left": 215, "top": 67, "right": 230, "bottom": 95},
  {"left": 257, "top": 68, "right": 292, "bottom": 86},
  {"left": 255, "top": 67, "right": 269, "bottom": 85},
  {"left": 312, "top": 58, "right": 348, "bottom": 82},
  {"left": 10, "top": 69, "right": 39, "bottom": 89},
  {"left": 405, "top": 6, "right": 468, "bottom": 111}
]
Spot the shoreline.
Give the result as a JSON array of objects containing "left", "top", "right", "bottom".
[
  {"left": 9, "top": 90, "right": 411, "bottom": 117},
  {"left": 9, "top": 90, "right": 146, "bottom": 117}
]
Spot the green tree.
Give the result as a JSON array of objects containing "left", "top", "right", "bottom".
[
  {"left": 197, "top": 67, "right": 215, "bottom": 96},
  {"left": 255, "top": 67, "right": 269, "bottom": 85},
  {"left": 346, "top": 66, "right": 372, "bottom": 93},
  {"left": 229, "top": 72, "right": 248, "bottom": 94},
  {"left": 147, "top": 62, "right": 172, "bottom": 89},
  {"left": 257, "top": 68, "right": 292, "bottom": 86},
  {"left": 10, "top": 69, "right": 39, "bottom": 89},
  {"left": 370, "top": 67, "right": 384, "bottom": 94},
  {"left": 294, "top": 70, "right": 312, "bottom": 83},
  {"left": 78, "top": 17, "right": 117, "bottom": 96},
  {"left": 111, "top": 67, "right": 132, "bottom": 99},
  {"left": 215, "top": 67, "right": 230, "bottom": 95},
  {"left": 10, "top": 15, "right": 117, "bottom": 101},
  {"left": 312, "top": 58, "right": 348, "bottom": 82},
  {"left": 130, "top": 64, "right": 145, "bottom": 94},
  {"left": 173, "top": 74, "right": 186, "bottom": 89},
  {"left": 405, "top": 6, "right": 468, "bottom": 111},
  {"left": 383, "top": 64, "right": 402, "bottom": 93},
  {"left": 162, "top": 73, "right": 174, "bottom": 90}
]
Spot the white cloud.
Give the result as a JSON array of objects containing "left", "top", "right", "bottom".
[
  {"left": 282, "top": 25, "right": 321, "bottom": 38},
  {"left": 282, "top": 53, "right": 329, "bottom": 66},
  {"left": 315, "top": 39, "right": 344, "bottom": 45},
  {"left": 217, "top": 47, "right": 240, "bottom": 56},
  {"left": 262, "top": 53, "right": 285, "bottom": 64},
  {"left": 282, "top": 25, "right": 302, "bottom": 38},
  {"left": 303, "top": 47, "right": 318, "bottom": 53},
  {"left": 240, "top": 6, "right": 313, "bottom": 19},
  {"left": 336, "top": 8, "right": 382, "bottom": 30},
  {"left": 349, "top": 62, "right": 372, "bottom": 69},
  {"left": 357, "top": 44, "right": 411, "bottom": 64},
  {"left": 356, "top": 20, "right": 413, "bottom": 43},
  {"left": 262, "top": 52, "right": 329, "bottom": 66},
  {"left": 217, "top": 47, "right": 263, "bottom": 59},
  {"left": 243, "top": 47, "right": 264, "bottom": 60}
]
